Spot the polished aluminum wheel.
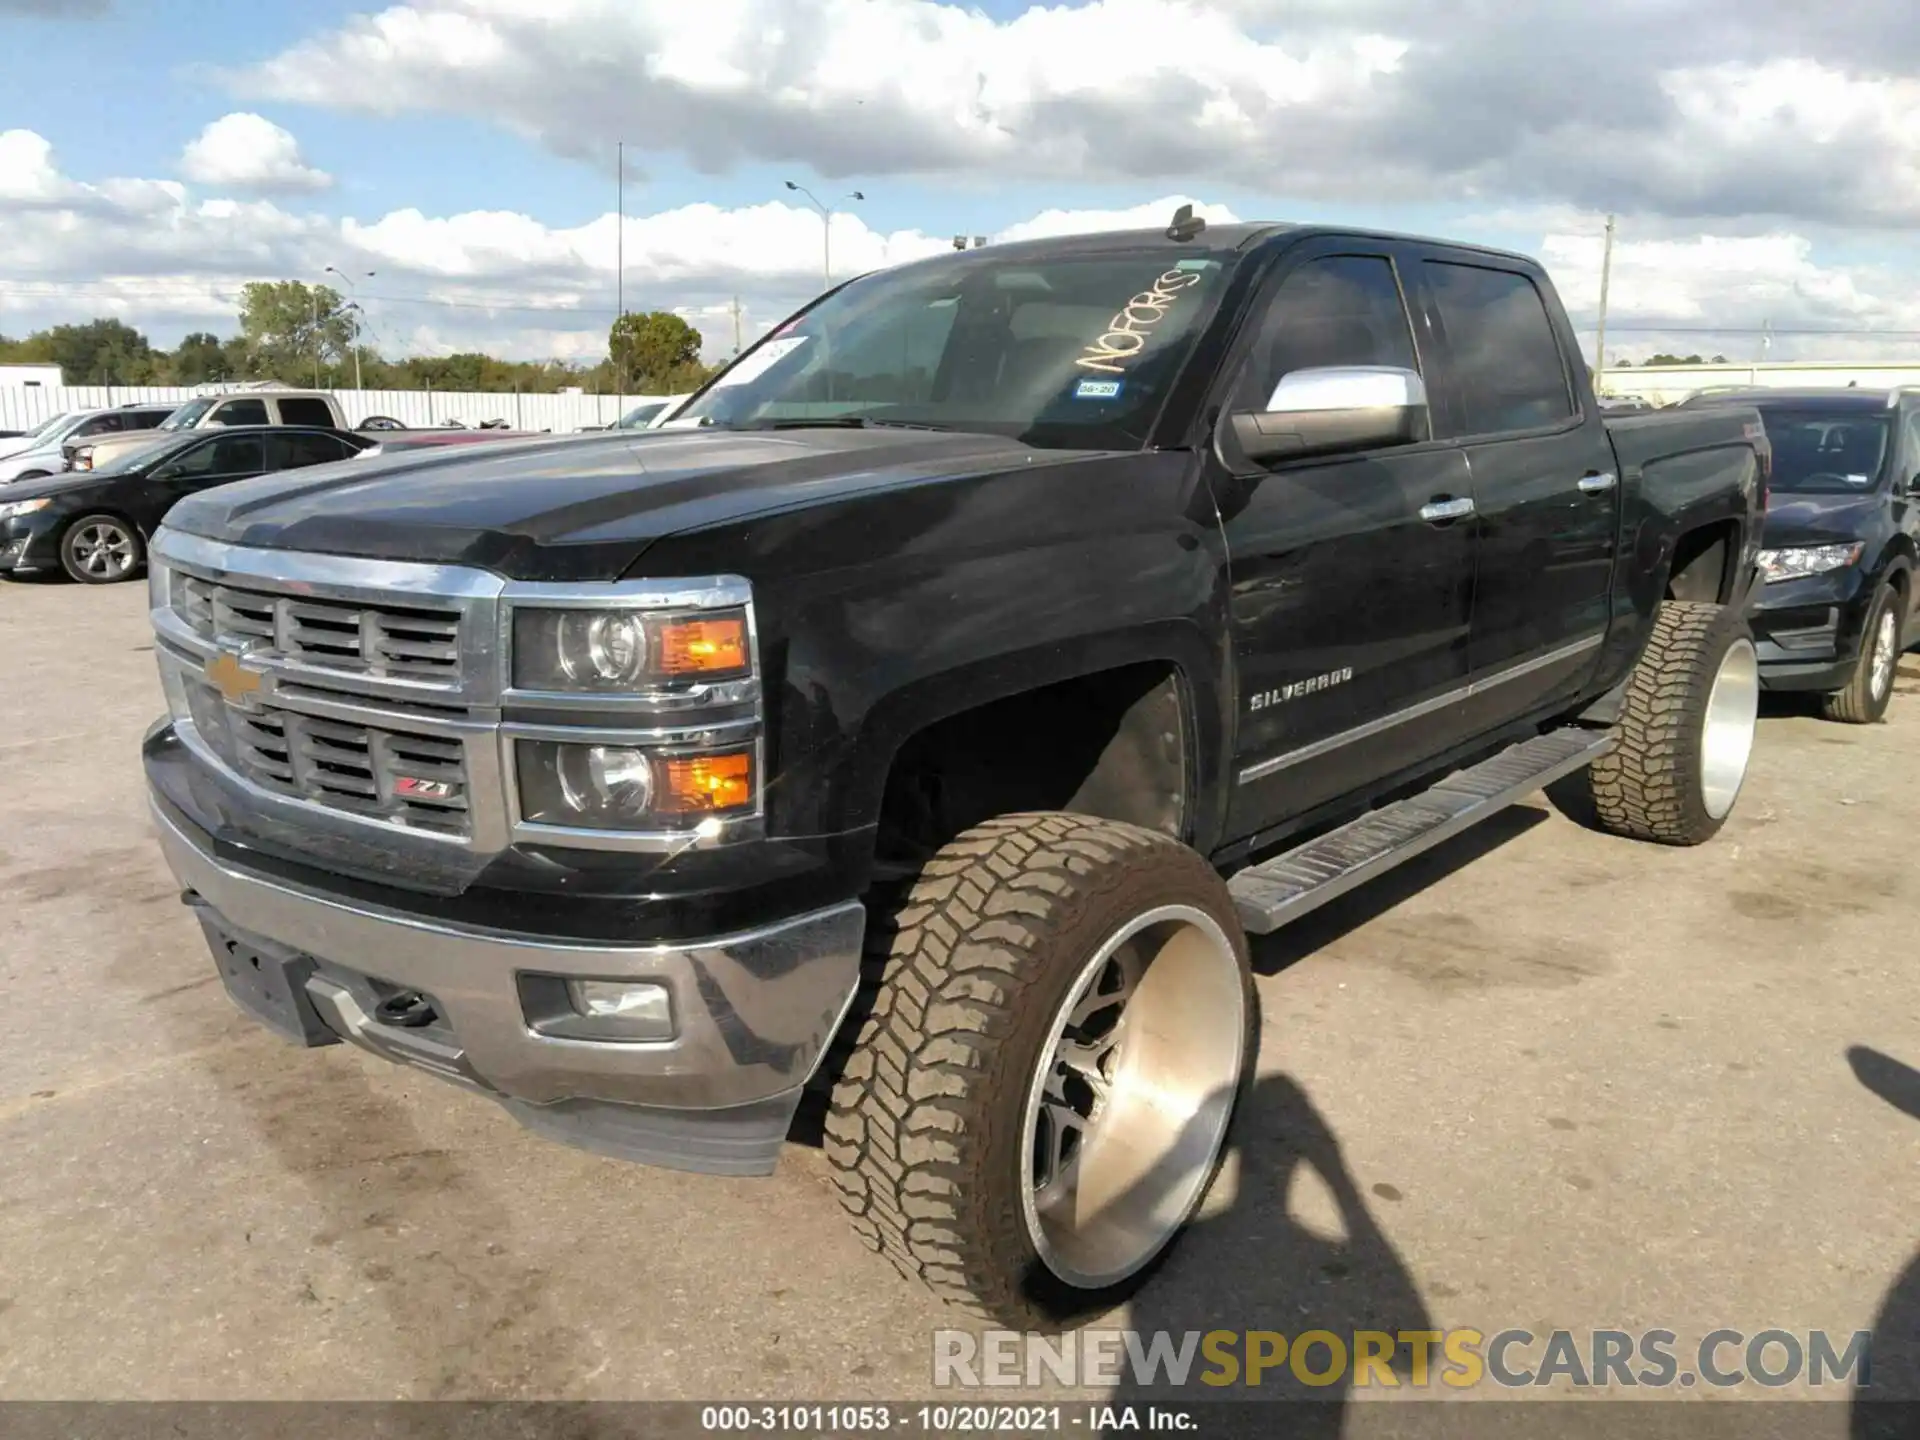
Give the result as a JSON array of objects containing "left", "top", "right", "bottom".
[
  {"left": 1019, "top": 904, "right": 1246, "bottom": 1290},
  {"left": 67, "top": 521, "right": 137, "bottom": 581},
  {"left": 1700, "top": 637, "right": 1760, "bottom": 821},
  {"left": 1870, "top": 607, "right": 1899, "bottom": 702}
]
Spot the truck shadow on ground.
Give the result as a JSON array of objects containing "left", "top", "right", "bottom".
[
  {"left": 1108, "top": 1072, "right": 1433, "bottom": 1436},
  {"left": 1847, "top": 1045, "right": 1920, "bottom": 1439}
]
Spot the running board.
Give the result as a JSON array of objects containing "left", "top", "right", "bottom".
[{"left": 1227, "top": 726, "right": 1614, "bottom": 935}]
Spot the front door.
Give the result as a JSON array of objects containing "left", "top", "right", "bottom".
[
  {"left": 148, "top": 434, "right": 268, "bottom": 518},
  {"left": 1210, "top": 246, "right": 1480, "bottom": 841}
]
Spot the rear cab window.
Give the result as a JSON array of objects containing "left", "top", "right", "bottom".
[
  {"left": 275, "top": 397, "right": 336, "bottom": 427},
  {"left": 1422, "top": 260, "right": 1575, "bottom": 437}
]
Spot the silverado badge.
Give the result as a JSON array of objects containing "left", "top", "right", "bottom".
[
  {"left": 1250, "top": 666, "right": 1354, "bottom": 711},
  {"left": 205, "top": 651, "right": 265, "bottom": 706}
]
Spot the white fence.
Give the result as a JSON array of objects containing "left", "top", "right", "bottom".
[{"left": 0, "top": 385, "right": 677, "bottom": 434}]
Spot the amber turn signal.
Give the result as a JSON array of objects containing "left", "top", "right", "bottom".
[
  {"left": 653, "top": 615, "right": 749, "bottom": 676},
  {"left": 658, "top": 750, "right": 755, "bottom": 814}
]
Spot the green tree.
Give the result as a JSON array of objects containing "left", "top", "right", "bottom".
[
  {"left": 170, "top": 331, "right": 233, "bottom": 385},
  {"left": 609, "top": 310, "right": 708, "bottom": 392},
  {"left": 6, "top": 318, "right": 159, "bottom": 383},
  {"left": 238, "top": 281, "right": 361, "bottom": 384}
]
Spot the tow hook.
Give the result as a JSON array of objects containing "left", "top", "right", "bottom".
[{"left": 374, "top": 991, "right": 439, "bottom": 1029}]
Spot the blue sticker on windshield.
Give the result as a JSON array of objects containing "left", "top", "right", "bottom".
[{"left": 1074, "top": 378, "right": 1123, "bottom": 400}]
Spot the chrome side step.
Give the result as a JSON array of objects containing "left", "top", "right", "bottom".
[{"left": 1226, "top": 726, "right": 1614, "bottom": 935}]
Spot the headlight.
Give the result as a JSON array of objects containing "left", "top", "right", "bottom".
[
  {"left": 0, "top": 497, "right": 50, "bottom": 520},
  {"left": 1757, "top": 543, "right": 1863, "bottom": 583},
  {"left": 511, "top": 606, "right": 751, "bottom": 692},
  {"left": 515, "top": 740, "right": 755, "bottom": 831}
]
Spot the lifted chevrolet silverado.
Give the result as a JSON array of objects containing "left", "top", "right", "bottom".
[{"left": 142, "top": 215, "right": 1767, "bottom": 1327}]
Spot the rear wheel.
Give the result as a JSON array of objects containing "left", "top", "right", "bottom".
[
  {"left": 59, "top": 514, "right": 143, "bottom": 584},
  {"left": 824, "top": 813, "right": 1254, "bottom": 1327},
  {"left": 1587, "top": 600, "right": 1759, "bottom": 845},
  {"left": 1820, "top": 583, "right": 1901, "bottom": 724}
]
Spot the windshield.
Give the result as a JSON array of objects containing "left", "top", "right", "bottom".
[
  {"left": 159, "top": 398, "right": 216, "bottom": 430},
  {"left": 91, "top": 435, "right": 182, "bottom": 476},
  {"left": 673, "top": 248, "right": 1234, "bottom": 449},
  {"left": 16, "top": 412, "right": 69, "bottom": 442},
  {"left": 1756, "top": 410, "right": 1891, "bottom": 495}
]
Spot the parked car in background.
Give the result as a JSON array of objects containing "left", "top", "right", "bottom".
[
  {"left": 1684, "top": 386, "right": 1920, "bottom": 722},
  {"left": 0, "top": 405, "right": 177, "bottom": 483},
  {"left": 647, "top": 394, "right": 693, "bottom": 427},
  {"left": 616, "top": 399, "right": 673, "bottom": 429},
  {"left": 0, "top": 426, "right": 369, "bottom": 584},
  {"left": 68, "top": 389, "right": 348, "bottom": 473}
]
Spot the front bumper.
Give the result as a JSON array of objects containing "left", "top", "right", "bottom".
[
  {"left": 1750, "top": 568, "right": 1871, "bottom": 692},
  {"left": 0, "top": 517, "right": 56, "bottom": 573},
  {"left": 151, "top": 794, "right": 866, "bottom": 1176}
]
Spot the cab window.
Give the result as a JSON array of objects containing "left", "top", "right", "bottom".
[
  {"left": 1424, "top": 262, "right": 1574, "bottom": 435},
  {"left": 167, "top": 434, "right": 266, "bottom": 477},
  {"left": 210, "top": 399, "right": 270, "bottom": 427},
  {"left": 1230, "top": 254, "right": 1421, "bottom": 414}
]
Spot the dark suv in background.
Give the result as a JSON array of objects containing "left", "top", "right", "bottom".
[{"left": 1685, "top": 386, "right": 1920, "bottom": 722}]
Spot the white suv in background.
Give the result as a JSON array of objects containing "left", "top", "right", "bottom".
[{"left": 0, "top": 405, "right": 177, "bottom": 483}]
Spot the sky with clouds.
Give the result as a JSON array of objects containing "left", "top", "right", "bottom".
[{"left": 3, "top": 0, "right": 1919, "bottom": 367}]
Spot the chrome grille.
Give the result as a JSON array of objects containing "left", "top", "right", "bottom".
[
  {"left": 174, "top": 574, "right": 460, "bottom": 681},
  {"left": 184, "top": 684, "right": 471, "bottom": 837}
]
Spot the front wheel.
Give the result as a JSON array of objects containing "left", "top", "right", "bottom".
[
  {"left": 60, "top": 514, "right": 144, "bottom": 584},
  {"left": 824, "top": 813, "right": 1254, "bottom": 1328},
  {"left": 1820, "top": 583, "right": 1902, "bottom": 724},
  {"left": 1587, "top": 600, "right": 1759, "bottom": 846}
]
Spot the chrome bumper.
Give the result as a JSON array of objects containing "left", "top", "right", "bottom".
[{"left": 151, "top": 797, "right": 865, "bottom": 1176}]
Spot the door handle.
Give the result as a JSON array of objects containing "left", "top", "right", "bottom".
[
  {"left": 1577, "top": 471, "right": 1618, "bottom": 494},
  {"left": 1419, "top": 496, "right": 1475, "bottom": 524}
]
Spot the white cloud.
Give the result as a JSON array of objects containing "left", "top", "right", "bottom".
[
  {"left": 2, "top": 128, "right": 1916, "bottom": 369},
  {"left": 227, "top": 0, "right": 1920, "bottom": 226},
  {"left": 180, "top": 113, "right": 332, "bottom": 193}
]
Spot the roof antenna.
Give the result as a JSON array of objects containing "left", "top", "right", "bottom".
[{"left": 1166, "top": 203, "right": 1206, "bottom": 242}]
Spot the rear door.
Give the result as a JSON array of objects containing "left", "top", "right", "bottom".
[
  {"left": 267, "top": 431, "right": 358, "bottom": 471},
  {"left": 1412, "top": 253, "right": 1620, "bottom": 718},
  {"left": 1209, "top": 240, "right": 1481, "bottom": 839}
]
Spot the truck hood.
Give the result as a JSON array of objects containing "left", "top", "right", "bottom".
[
  {"left": 1761, "top": 490, "right": 1883, "bottom": 548},
  {"left": 162, "top": 426, "right": 1090, "bottom": 580}
]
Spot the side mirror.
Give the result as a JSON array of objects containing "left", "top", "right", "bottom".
[
  {"left": 151, "top": 464, "right": 181, "bottom": 481},
  {"left": 1229, "top": 366, "right": 1429, "bottom": 464}
]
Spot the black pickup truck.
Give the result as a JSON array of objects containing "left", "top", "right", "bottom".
[{"left": 140, "top": 215, "right": 1767, "bottom": 1327}]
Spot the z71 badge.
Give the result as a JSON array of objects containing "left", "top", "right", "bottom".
[{"left": 1250, "top": 667, "right": 1353, "bottom": 711}]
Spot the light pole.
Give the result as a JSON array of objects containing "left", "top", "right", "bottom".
[
  {"left": 784, "top": 181, "right": 865, "bottom": 292},
  {"left": 325, "top": 266, "right": 375, "bottom": 391}
]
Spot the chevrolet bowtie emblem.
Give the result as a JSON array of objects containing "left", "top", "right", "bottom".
[{"left": 205, "top": 651, "right": 265, "bottom": 705}]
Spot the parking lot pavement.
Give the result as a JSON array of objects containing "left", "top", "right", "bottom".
[{"left": 1, "top": 576, "right": 1915, "bottom": 1411}]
